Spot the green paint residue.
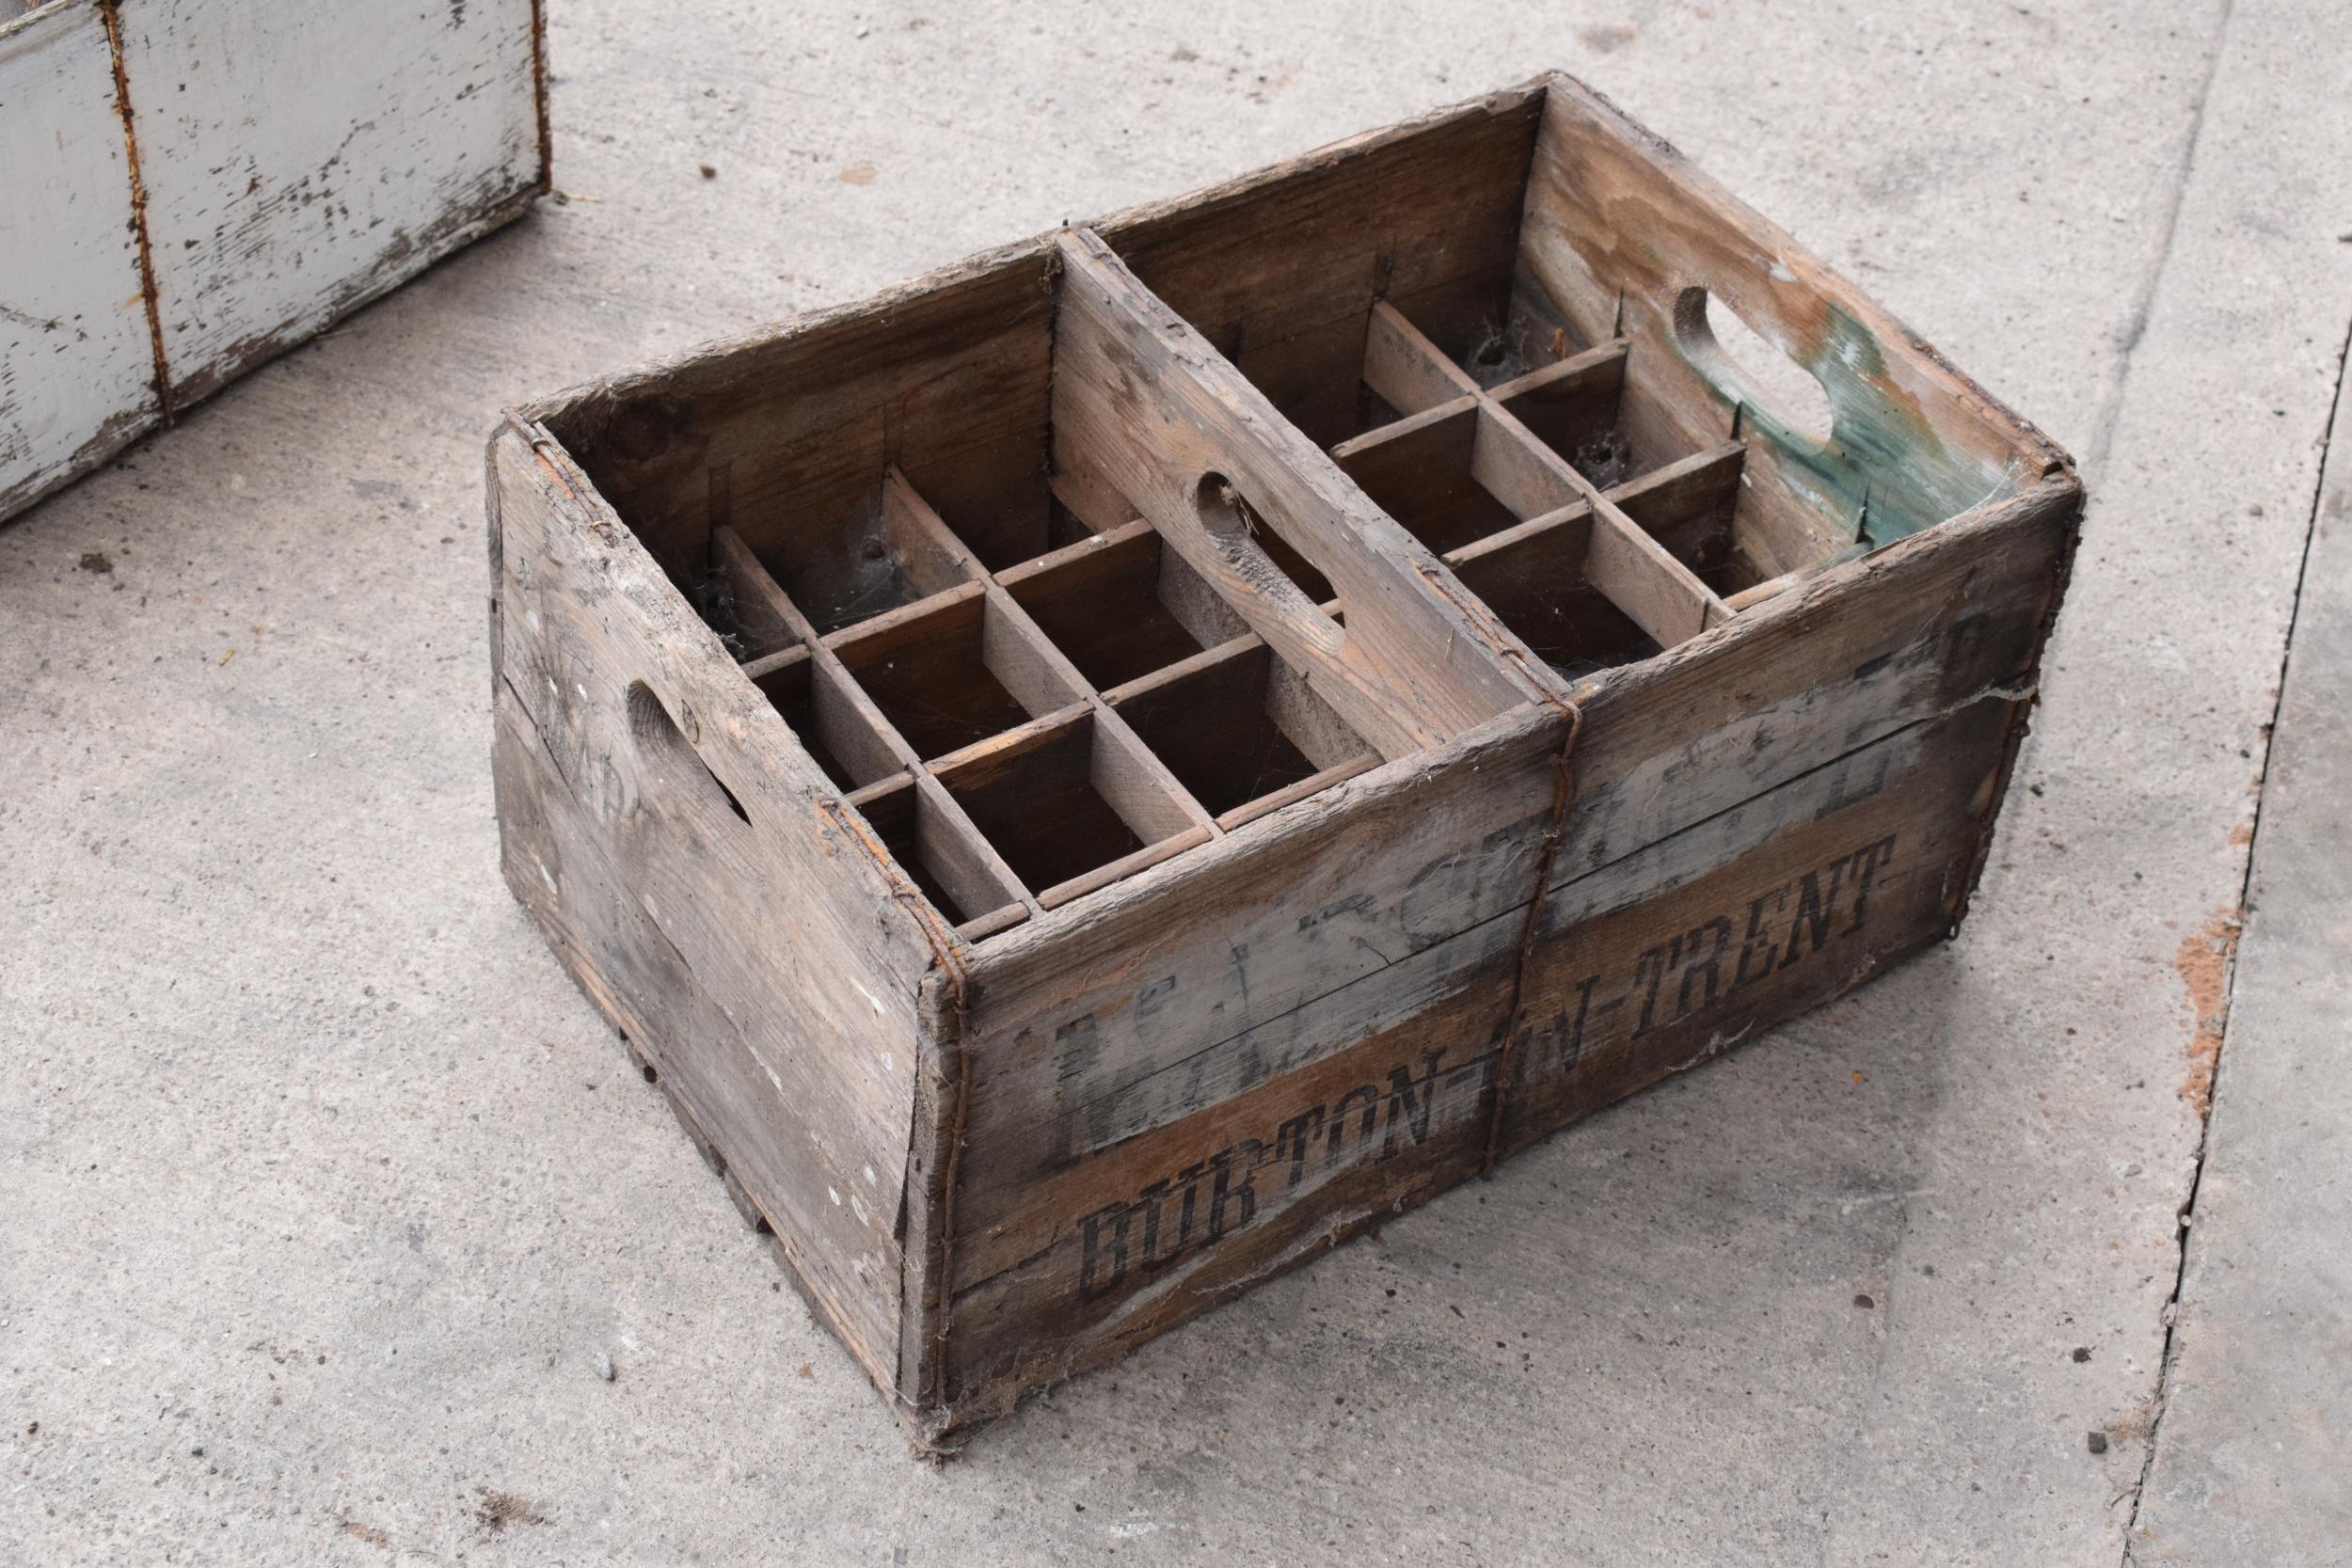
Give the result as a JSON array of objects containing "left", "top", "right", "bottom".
[{"left": 1677, "top": 294, "right": 2013, "bottom": 550}]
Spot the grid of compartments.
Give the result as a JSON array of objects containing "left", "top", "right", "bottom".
[
  {"left": 678, "top": 201, "right": 1900, "bottom": 945},
  {"left": 701, "top": 468, "right": 1382, "bottom": 944},
  {"left": 1323, "top": 299, "right": 1782, "bottom": 680}
]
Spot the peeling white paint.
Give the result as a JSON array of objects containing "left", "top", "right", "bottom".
[
  {"left": 0, "top": 4, "right": 156, "bottom": 515},
  {"left": 1, "top": 0, "right": 542, "bottom": 521}
]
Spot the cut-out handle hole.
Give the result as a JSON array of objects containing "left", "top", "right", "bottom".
[
  {"left": 627, "top": 680, "right": 749, "bottom": 824},
  {"left": 1192, "top": 473, "right": 1343, "bottom": 649},
  {"left": 1674, "top": 286, "right": 1835, "bottom": 445}
]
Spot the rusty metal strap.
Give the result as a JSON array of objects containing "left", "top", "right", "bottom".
[{"left": 1481, "top": 657, "right": 1584, "bottom": 1178}]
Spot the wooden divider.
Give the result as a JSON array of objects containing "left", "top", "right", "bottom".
[
  {"left": 703, "top": 227, "right": 1794, "bottom": 937},
  {"left": 1050, "top": 228, "right": 1549, "bottom": 757},
  {"left": 703, "top": 452, "right": 1353, "bottom": 938},
  {"left": 1348, "top": 301, "right": 1734, "bottom": 646}
]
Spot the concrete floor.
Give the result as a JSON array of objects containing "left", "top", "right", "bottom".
[{"left": 4, "top": 2, "right": 2346, "bottom": 1563}]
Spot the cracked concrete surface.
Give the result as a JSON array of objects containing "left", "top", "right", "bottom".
[
  {"left": 4, "top": 2, "right": 2348, "bottom": 1562},
  {"left": 2125, "top": 324, "right": 2352, "bottom": 1568}
]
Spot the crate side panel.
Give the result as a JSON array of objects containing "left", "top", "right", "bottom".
[
  {"left": 960, "top": 480, "right": 2074, "bottom": 1209},
  {"left": 122, "top": 0, "right": 542, "bottom": 407},
  {"left": 489, "top": 431, "right": 934, "bottom": 1396},
  {"left": 943, "top": 699, "right": 2006, "bottom": 1413},
  {"left": 543, "top": 245, "right": 1057, "bottom": 587},
  {"left": 0, "top": 1, "right": 159, "bottom": 520},
  {"left": 1099, "top": 85, "right": 1544, "bottom": 446},
  {"left": 1520, "top": 75, "right": 2068, "bottom": 570},
  {"left": 961, "top": 705, "right": 1563, "bottom": 1179}
]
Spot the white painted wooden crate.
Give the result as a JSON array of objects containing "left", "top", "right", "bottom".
[{"left": 0, "top": 0, "right": 547, "bottom": 520}]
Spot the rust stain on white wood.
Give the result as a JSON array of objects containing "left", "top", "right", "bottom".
[
  {"left": 0, "top": 1, "right": 157, "bottom": 517},
  {"left": 0, "top": 0, "right": 546, "bottom": 521}
]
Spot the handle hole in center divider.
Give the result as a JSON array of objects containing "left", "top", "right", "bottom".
[
  {"left": 1192, "top": 472, "right": 1343, "bottom": 626},
  {"left": 627, "top": 679, "right": 750, "bottom": 824},
  {"left": 1673, "top": 286, "right": 1836, "bottom": 446}
]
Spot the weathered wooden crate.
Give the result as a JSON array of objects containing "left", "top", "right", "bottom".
[
  {"left": 0, "top": 0, "right": 547, "bottom": 522},
  {"left": 488, "top": 74, "right": 2080, "bottom": 1446}
]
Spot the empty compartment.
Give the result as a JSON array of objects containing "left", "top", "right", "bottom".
[
  {"left": 1112, "top": 643, "right": 1373, "bottom": 824},
  {"left": 831, "top": 585, "right": 1082, "bottom": 761},
  {"left": 1605, "top": 442, "right": 1754, "bottom": 595},
  {"left": 845, "top": 775, "right": 1025, "bottom": 931},
  {"left": 740, "top": 469, "right": 983, "bottom": 636},
  {"left": 1332, "top": 403, "right": 1527, "bottom": 555},
  {"left": 1101, "top": 88, "right": 1982, "bottom": 618},
  {"left": 934, "top": 709, "right": 1199, "bottom": 904},
  {"left": 1493, "top": 342, "right": 1648, "bottom": 489},
  {"left": 740, "top": 647, "right": 904, "bottom": 791},
  {"left": 999, "top": 523, "right": 1248, "bottom": 689},
  {"left": 1447, "top": 514, "right": 1661, "bottom": 681}
]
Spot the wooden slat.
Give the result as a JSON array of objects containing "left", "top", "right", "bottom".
[
  {"left": 707, "top": 526, "right": 807, "bottom": 656},
  {"left": 879, "top": 467, "right": 985, "bottom": 594},
  {"left": 926, "top": 702, "right": 1091, "bottom": 775},
  {"left": 1102, "top": 631, "right": 1263, "bottom": 706},
  {"left": 982, "top": 586, "right": 1218, "bottom": 840},
  {"left": 975, "top": 587, "right": 1089, "bottom": 721},
  {"left": 1480, "top": 401, "right": 1724, "bottom": 646},
  {"left": 1468, "top": 401, "right": 1579, "bottom": 521},
  {"left": 1038, "top": 827, "right": 1212, "bottom": 911},
  {"left": 804, "top": 657, "right": 911, "bottom": 787},
  {"left": 1326, "top": 393, "right": 1480, "bottom": 464},
  {"left": 955, "top": 903, "right": 1031, "bottom": 942},
  {"left": 1216, "top": 754, "right": 1379, "bottom": 831},
  {"left": 993, "top": 518, "right": 1156, "bottom": 588},
  {"left": 820, "top": 578, "right": 987, "bottom": 655},
  {"left": 1050, "top": 227, "right": 1549, "bottom": 759},
  {"left": 1441, "top": 502, "right": 1592, "bottom": 574},
  {"left": 738, "top": 644, "right": 809, "bottom": 683},
  {"left": 1362, "top": 300, "right": 1481, "bottom": 416},
  {"left": 1486, "top": 338, "right": 1629, "bottom": 404},
  {"left": 913, "top": 771, "right": 1039, "bottom": 919}
]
